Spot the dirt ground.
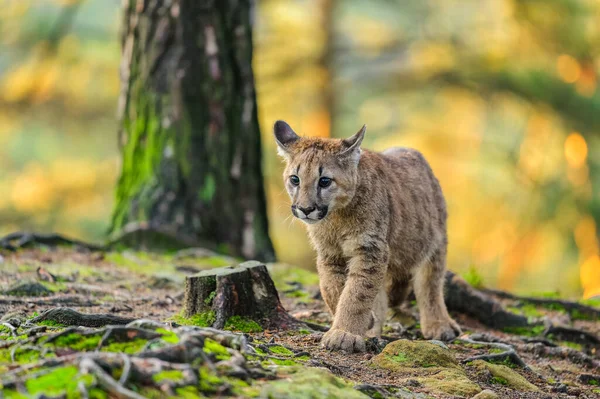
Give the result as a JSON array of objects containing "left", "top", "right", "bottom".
[{"left": 0, "top": 246, "right": 599, "bottom": 398}]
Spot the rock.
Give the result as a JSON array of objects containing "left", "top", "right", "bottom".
[
  {"left": 471, "top": 360, "right": 539, "bottom": 392},
  {"left": 4, "top": 282, "right": 52, "bottom": 297},
  {"left": 371, "top": 340, "right": 482, "bottom": 397},
  {"left": 260, "top": 367, "right": 369, "bottom": 399},
  {"left": 472, "top": 389, "right": 499, "bottom": 399}
]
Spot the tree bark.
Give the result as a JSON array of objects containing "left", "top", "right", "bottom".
[
  {"left": 183, "top": 261, "right": 300, "bottom": 330},
  {"left": 110, "top": 0, "right": 275, "bottom": 261}
]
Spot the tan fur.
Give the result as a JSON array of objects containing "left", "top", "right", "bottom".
[{"left": 274, "top": 121, "right": 461, "bottom": 353}]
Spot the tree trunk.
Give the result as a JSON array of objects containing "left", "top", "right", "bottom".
[{"left": 110, "top": 0, "right": 275, "bottom": 261}]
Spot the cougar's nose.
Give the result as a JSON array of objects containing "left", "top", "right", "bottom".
[{"left": 297, "top": 206, "right": 316, "bottom": 216}]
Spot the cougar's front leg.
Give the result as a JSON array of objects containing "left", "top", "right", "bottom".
[
  {"left": 321, "top": 242, "right": 389, "bottom": 353},
  {"left": 316, "top": 254, "right": 347, "bottom": 316}
]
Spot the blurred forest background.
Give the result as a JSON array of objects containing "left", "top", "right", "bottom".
[{"left": 1, "top": 0, "right": 599, "bottom": 298}]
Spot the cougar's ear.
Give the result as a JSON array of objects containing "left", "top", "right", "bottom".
[
  {"left": 274, "top": 120, "right": 300, "bottom": 158},
  {"left": 340, "top": 125, "right": 366, "bottom": 165}
]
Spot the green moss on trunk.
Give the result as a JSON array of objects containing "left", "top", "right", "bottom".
[{"left": 110, "top": 0, "right": 274, "bottom": 261}]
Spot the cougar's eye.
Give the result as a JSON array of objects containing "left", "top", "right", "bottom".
[
  {"left": 289, "top": 175, "right": 300, "bottom": 186},
  {"left": 318, "top": 177, "right": 332, "bottom": 188}
]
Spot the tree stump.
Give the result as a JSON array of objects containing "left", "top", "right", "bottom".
[{"left": 183, "top": 261, "right": 299, "bottom": 330}]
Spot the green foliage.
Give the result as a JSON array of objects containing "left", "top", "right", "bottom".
[
  {"left": 224, "top": 316, "right": 263, "bottom": 333},
  {"left": 581, "top": 298, "right": 600, "bottom": 308},
  {"left": 462, "top": 266, "right": 484, "bottom": 289}
]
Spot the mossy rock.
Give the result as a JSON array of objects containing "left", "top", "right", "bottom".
[
  {"left": 472, "top": 389, "right": 500, "bottom": 399},
  {"left": 371, "top": 340, "right": 481, "bottom": 397},
  {"left": 372, "top": 340, "right": 459, "bottom": 370},
  {"left": 260, "top": 367, "right": 368, "bottom": 399},
  {"left": 471, "top": 360, "right": 539, "bottom": 392}
]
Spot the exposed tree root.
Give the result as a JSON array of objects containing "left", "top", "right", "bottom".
[
  {"left": 457, "top": 338, "right": 530, "bottom": 370},
  {"left": 544, "top": 325, "right": 600, "bottom": 349},
  {"left": 484, "top": 288, "right": 600, "bottom": 320},
  {"left": 30, "top": 307, "right": 136, "bottom": 328},
  {"left": 80, "top": 357, "right": 146, "bottom": 399},
  {"left": 1, "top": 324, "right": 249, "bottom": 398},
  {"left": 444, "top": 271, "right": 529, "bottom": 329},
  {"left": 0, "top": 295, "right": 99, "bottom": 307},
  {"left": 0, "top": 232, "right": 104, "bottom": 252},
  {"left": 518, "top": 342, "right": 600, "bottom": 370}
]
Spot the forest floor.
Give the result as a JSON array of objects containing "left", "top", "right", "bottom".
[{"left": 0, "top": 244, "right": 599, "bottom": 398}]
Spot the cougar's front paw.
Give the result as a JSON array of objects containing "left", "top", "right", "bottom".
[
  {"left": 422, "top": 318, "right": 462, "bottom": 341},
  {"left": 321, "top": 329, "right": 366, "bottom": 353}
]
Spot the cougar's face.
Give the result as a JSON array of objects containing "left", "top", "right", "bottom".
[
  {"left": 274, "top": 121, "right": 365, "bottom": 225},
  {"left": 283, "top": 152, "right": 357, "bottom": 224}
]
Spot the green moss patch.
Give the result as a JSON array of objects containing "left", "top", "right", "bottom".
[
  {"left": 101, "top": 338, "right": 147, "bottom": 354},
  {"left": 371, "top": 340, "right": 481, "bottom": 397},
  {"left": 170, "top": 311, "right": 216, "bottom": 327},
  {"left": 156, "top": 328, "right": 179, "bottom": 344},
  {"left": 204, "top": 338, "right": 231, "bottom": 361},
  {"left": 38, "top": 320, "right": 67, "bottom": 328},
  {"left": 268, "top": 345, "right": 294, "bottom": 356},
  {"left": 224, "top": 316, "right": 262, "bottom": 333},
  {"left": 260, "top": 367, "right": 368, "bottom": 399},
  {"left": 502, "top": 325, "right": 545, "bottom": 337},
  {"left": 23, "top": 366, "right": 94, "bottom": 397},
  {"left": 152, "top": 370, "right": 185, "bottom": 383},
  {"left": 471, "top": 360, "right": 539, "bottom": 391},
  {"left": 52, "top": 333, "right": 102, "bottom": 351}
]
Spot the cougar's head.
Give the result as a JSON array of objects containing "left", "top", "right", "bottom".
[{"left": 273, "top": 120, "right": 366, "bottom": 225}]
